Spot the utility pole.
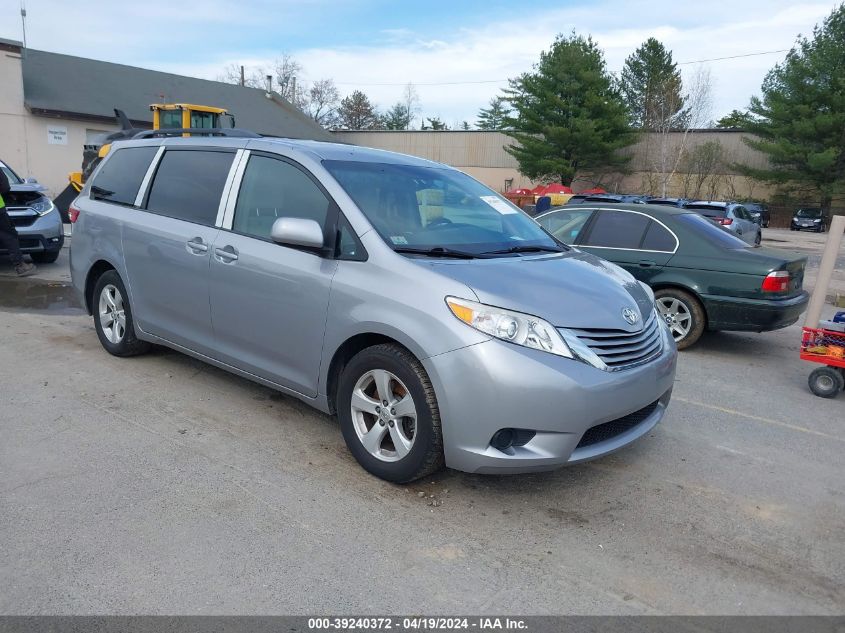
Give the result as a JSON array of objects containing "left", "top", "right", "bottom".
[{"left": 239, "top": 65, "right": 245, "bottom": 87}]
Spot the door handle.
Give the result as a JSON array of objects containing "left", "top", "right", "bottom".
[
  {"left": 638, "top": 260, "right": 656, "bottom": 268},
  {"left": 214, "top": 245, "right": 239, "bottom": 263},
  {"left": 186, "top": 238, "right": 208, "bottom": 254}
]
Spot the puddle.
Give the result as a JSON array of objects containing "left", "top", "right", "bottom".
[{"left": 0, "top": 278, "right": 85, "bottom": 314}]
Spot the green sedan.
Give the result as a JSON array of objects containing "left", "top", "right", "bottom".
[{"left": 535, "top": 203, "right": 809, "bottom": 349}]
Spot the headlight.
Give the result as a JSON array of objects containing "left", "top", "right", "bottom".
[
  {"left": 445, "top": 296, "right": 607, "bottom": 370},
  {"left": 813, "top": 218, "right": 821, "bottom": 223},
  {"left": 30, "top": 197, "right": 55, "bottom": 216}
]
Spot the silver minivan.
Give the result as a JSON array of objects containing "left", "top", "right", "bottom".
[{"left": 70, "top": 135, "right": 677, "bottom": 482}]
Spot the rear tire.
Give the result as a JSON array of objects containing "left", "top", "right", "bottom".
[
  {"left": 808, "top": 366, "right": 843, "bottom": 398},
  {"left": 655, "top": 288, "right": 706, "bottom": 350},
  {"left": 337, "top": 343, "right": 444, "bottom": 482},
  {"left": 92, "top": 270, "right": 151, "bottom": 357}
]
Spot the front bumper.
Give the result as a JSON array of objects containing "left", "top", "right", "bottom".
[
  {"left": 702, "top": 291, "right": 809, "bottom": 332},
  {"left": 0, "top": 208, "right": 64, "bottom": 254},
  {"left": 422, "top": 333, "right": 677, "bottom": 474},
  {"left": 791, "top": 221, "right": 823, "bottom": 231}
]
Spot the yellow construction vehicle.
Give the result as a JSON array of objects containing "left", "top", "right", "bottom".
[{"left": 67, "top": 104, "right": 235, "bottom": 193}]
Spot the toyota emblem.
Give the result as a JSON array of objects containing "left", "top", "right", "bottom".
[{"left": 622, "top": 307, "right": 639, "bottom": 325}]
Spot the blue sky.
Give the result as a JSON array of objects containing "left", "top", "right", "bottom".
[{"left": 1, "top": 0, "right": 838, "bottom": 126}]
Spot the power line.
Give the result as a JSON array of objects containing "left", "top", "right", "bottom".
[
  {"left": 332, "top": 47, "right": 789, "bottom": 88},
  {"left": 676, "top": 48, "right": 789, "bottom": 65}
]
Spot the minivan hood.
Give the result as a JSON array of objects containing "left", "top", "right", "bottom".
[{"left": 425, "top": 250, "right": 654, "bottom": 331}]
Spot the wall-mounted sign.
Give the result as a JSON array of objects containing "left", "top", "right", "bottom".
[{"left": 47, "top": 126, "right": 68, "bottom": 145}]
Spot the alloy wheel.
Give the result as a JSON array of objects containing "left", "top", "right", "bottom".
[
  {"left": 350, "top": 369, "right": 417, "bottom": 462},
  {"left": 657, "top": 296, "right": 692, "bottom": 342},
  {"left": 98, "top": 284, "right": 126, "bottom": 344}
]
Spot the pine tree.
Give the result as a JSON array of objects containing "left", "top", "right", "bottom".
[
  {"left": 738, "top": 4, "right": 845, "bottom": 212},
  {"left": 476, "top": 97, "right": 510, "bottom": 130},
  {"left": 504, "top": 33, "right": 635, "bottom": 185},
  {"left": 336, "top": 90, "right": 379, "bottom": 130},
  {"left": 715, "top": 109, "right": 751, "bottom": 129},
  {"left": 620, "top": 38, "right": 687, "bottom": 129},
  {"left": 382, "top": 103, "right": 411, "bottom": 130}
]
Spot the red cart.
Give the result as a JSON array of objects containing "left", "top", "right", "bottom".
[{"left": 800, "top": 326, "right": 845, "bottom": 397}]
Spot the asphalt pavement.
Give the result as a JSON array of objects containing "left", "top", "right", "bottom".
[{"left": 0, "top": 231, "right": 843, "bottom": 615}]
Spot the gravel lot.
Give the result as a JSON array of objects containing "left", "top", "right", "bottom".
[{"left": 0, "top": 231, "right": 843, "bottom": 615}]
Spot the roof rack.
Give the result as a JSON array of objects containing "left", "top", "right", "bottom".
[{"left": 132, "top": 128, "right": 261, "bottom": 139}]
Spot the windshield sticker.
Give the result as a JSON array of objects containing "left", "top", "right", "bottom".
[
  {"left": 480, "top": 195, "right": 519, "bottom": 215},
  {"left": 390, "top": 235, "right": 409, "bottom": 245}
]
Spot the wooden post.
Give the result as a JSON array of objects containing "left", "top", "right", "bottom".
[{"left": 804, "top": 214, "right": 845, "bottom": 328}]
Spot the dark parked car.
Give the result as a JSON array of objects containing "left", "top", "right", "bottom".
[
  {"left": 648, "top": 198, "right": 688, "bottom": 208},
  {"left": 744, "top": 202, "right": 770, "bottom": 228},
  {"left": 535, "top": 203, "right": 808, "bottom": 349},
  {"left": 566, "top": 193, "right": 647, "bottom": 205},
  {"left": 684, "top": 201, "right": 762, "bottom": 246},
  {"left": 791, "top": 208, "right": 830, "bottom": 232}
]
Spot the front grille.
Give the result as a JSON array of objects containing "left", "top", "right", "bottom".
[
  {"left": 576, "top": 400, "right": 659, "bottom": 448},
  {"left": 567, "top": 311, "right": 662, "bottom": 370},
  {"left": 6, "top": 208, "right": 38, "bottom": 228}
]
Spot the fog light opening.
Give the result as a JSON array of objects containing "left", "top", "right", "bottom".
[{"left": 491, "top": 429, "right": 515, "bottom": 450}]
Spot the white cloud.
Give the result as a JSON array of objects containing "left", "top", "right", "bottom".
[{"left": 2, "top": 0, "right": 837, "bottom": 125}]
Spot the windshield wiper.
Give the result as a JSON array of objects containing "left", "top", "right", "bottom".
[
  {"left": 393, "top": 246, "right": 483, "bottom": 259},
  {"left": 482, "top": 245, "right": 565, "bottom": 255}
]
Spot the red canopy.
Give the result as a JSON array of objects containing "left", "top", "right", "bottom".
[
  {"left": 532, "top": 184, "right": 574, "bottom": 195},
  {"left": 579, "top": 187, "right": 607, "bottom": 195}
]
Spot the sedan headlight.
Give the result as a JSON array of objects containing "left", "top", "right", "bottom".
[
  {"left": 445, "top": 296, "right": 607, "bottom": 369},
  {"left": 813, "top": 218, "right": 821, "bottom": 223},
  {"left": 30, "top": 197, "right": 56, "bottom": 216}
]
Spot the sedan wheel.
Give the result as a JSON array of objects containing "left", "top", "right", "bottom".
[{"left": 655, "top": 288, "right": 706, "bottom": 350}]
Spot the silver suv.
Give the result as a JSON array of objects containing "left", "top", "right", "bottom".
[{"left": 70, "top": 135, "right": 677, "bottom": 482}]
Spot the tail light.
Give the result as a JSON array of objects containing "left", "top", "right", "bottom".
[
  {"left": 717, "top": 218, "right": 733, "bottom": 226},
  {"left": 762, "top": 270, "right": 790, "bottom": 293},
  {"left": 68, "top": 203, "right": 80, "bottom": 223}
]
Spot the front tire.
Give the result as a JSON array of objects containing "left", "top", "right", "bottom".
[
  {"left": 31, "top": 249, "right": 60, "bottom": 264},
  {"left": 808, "top": 366, "right": 843, "bottom": 398},
  {"left": 655, "top": 288, "right": 706, "bottom": 350},
  {"left": 337, "top": 343, "right": 444, "bottom": 482},
  {"left": 92, "top": 270, "right": 150, "bottom": 357}
]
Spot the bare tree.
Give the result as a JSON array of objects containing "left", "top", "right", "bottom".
[
  {"left": 680, "top": 140, "right": 724, "bottom": 199},
  {"left": 307, "top": 79, "right": 341, "bottom": 128},
  {"left": 645, "top": 65, "right": 713, "bottom": 196},
  {"left": 402, "top": 83, "right": 421, "bottom": 130},
  {"left": 216, "top": 63, "right": 263, "bottom": 89}
]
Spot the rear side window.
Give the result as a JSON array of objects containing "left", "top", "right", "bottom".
[
  {"left": 641, "top": 221, "right": 677, "bottom": 252},
  {"left": 582, "top": 210, "right": 650, "bottom": 249},
  {"left": 232, "top": 154, "right": 331, "bottom": 239},
  {"left": 90, "top": 146, "right": 158, "bottom": 206},
  {"left": 677, "top": 213, "right": 749, "bottom": 248},
  {"left": 146, "top": 150, "right": 234, "bottom": 226}
]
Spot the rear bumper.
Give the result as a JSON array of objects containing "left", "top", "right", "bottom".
[{"left": 703, "top": 291, "right": 809, "bottom": 332}]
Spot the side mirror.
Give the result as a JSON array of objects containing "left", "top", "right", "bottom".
[
  {"left": 24, "top": 177, "right": 38, "bottom": 183},
  {"left": 270, "top": 217, "right": 324, "bottom": 249}
]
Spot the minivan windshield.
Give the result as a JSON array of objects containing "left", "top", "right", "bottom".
[
  {"left": 323, "top": 160, "right": 563, "bottom": 257},
  {"left": 796, "top": 208, "right": 822, "bottom": 218}
]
